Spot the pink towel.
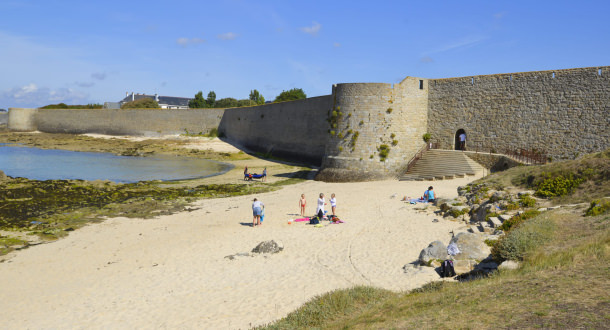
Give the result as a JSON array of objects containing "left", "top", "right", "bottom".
[{"left": 294, "top": 218, "right": 310, "bottom": 222}]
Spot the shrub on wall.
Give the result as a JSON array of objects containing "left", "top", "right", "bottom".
[{"left": 378, "top": 144, "right": 390, "bottom": 161}]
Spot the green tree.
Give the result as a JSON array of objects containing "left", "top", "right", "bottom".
[
  {"left": 237, "top": 99, "right": 256, "bottom": 107},
  {"left": 189, "top": 91, "right": 207, "bottom": 109},
  {"left": 121, "top": 98, "right": 159, "bottom": 109},
  {"left": 215, "top": 97, "right": 238, "bottom": 108},
  {"left": 207, "top": 91, "right": 216, "bottom": 107},
  {"left": 249, "top": 89, "right": 265, "bottom": 105},
  {"left": 274, "top": 88, "right": 306, "bottom": 103}
]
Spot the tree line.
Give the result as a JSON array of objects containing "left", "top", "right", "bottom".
[
  {"left": 40, "top": 88, "right": 308, "bottom": 109},
  {"left": 188, "top": 88, "right": 307, "bottom": 109}
]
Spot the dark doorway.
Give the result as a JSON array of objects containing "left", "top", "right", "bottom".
[{"left": 455, "top": 129, "right": 466, "bottom": 150}]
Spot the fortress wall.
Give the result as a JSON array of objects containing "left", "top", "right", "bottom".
[
  {"left": 32, "top": 108, "right": 226, "bottom": 136},
  {"left": 317, "top": 79, "right": 428, "bottom": 181},
  {"left": 7, "top": 108, "right": 39, "bottom": 131},
  {"left": 428, "top": 66, "right": 610, "bottom": 159},
  {"left": 218, "top": 95, "right": 332, "bottom": 165}
]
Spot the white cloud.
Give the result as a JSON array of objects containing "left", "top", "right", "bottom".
[
  {"left": 494, "top": 12, "right": 507, "bottom": 19},
  {"left": 300, "top": 21, "right": 321, "bottom": 36},
  {"left": 420, "top": 56, "right": 434, "bottom": 63},
  {"left": 176, "top": 37, "right": 205, "bottom": 47},
  {"left": 75, "top": 81, "right": 95, "bottom": 88},
  {"left": 423, "top": 35, "right": 488, "bottom": 55},
  {"left": 217, "top": 32, "right": 238, "bottom": 40},
  {"left": 1, "top": 83, "right": 89, "bottom": 107},
  {"left": 91, "top": 72, "right": 106, "bottom": 80},
  {"left": 333, "top": 42, "right": 341, "bottom": 48}
]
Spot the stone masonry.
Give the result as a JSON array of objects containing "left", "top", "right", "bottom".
[{"left": 7, "top": 66, "right": 610, "bottom": 182}]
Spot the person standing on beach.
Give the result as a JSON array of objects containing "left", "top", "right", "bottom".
[
  {"left": 330, "top": 193, "right": 337, "bottom": 216},
  {"left": 262, "top": 167, "right": 267, "bottom": 182},
  {"left": 252, "top": 198, "right": 264, "bottom": 227},
  {"left": 299, "top": 194, "right": 307, "bottom": 217},
  {"left": 316, "top": 193, "right": 326, "bottom": 218}
]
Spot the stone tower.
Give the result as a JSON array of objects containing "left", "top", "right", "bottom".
[{"left": 316, "top": 77, "right": 429, "bottom": 181}]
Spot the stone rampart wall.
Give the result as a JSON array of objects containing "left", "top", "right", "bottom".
[
  {"left": 31, "top": 108, "right": 226, "bottom": 136},
  {"left": 218, "top": 95, "right": 332, "bottom": 165},
  {"left": 428, "top": 66, "right": 610, "bottom": 160},
  {"left": 317, "top": 78, "right": 429, "bottom": 181}
]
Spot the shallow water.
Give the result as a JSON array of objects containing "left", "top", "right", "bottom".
[{"left": 0, "top": 145, "right": 233, "bottom": 182}]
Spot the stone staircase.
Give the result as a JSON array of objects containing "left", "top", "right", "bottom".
[{"left": 400, "top": 149, "right": 485, "bottom": 181}]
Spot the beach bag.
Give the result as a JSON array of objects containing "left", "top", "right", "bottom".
[
  {"left": 441, "top": 259, "right": 455, "bottom": 278},
  {"left": 310, "top": 217, "right": 320, "bottom": 225}
]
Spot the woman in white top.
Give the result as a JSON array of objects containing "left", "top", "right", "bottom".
[
  {"left": 316, "top": 193, "right": 326, "bottom": 218},
  {"left": 330, "top": 193, "right": 337, "bottom": 216}
]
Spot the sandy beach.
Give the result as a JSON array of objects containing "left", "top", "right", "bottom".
[
  {"left": 0, "top": 134, "right": 481, "bottom": 328},
  {"left": 0, "top": 172, "right": 482, "bottom": 329}
]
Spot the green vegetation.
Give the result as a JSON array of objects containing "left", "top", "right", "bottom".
[
  {"left": 249, "top": 89, "right": 265, "bottom": 105},
  {"left": 188, "top": 90, "right": 264, "bottom": 109},
  {"left": 378, "top": 144, "right": 390, "bottom": 161},
  {"left": 274, "top": 88, "right": 306, "bottom": 103},
  {"left": 585, "top": 199, "right": 610, "bottom": 216},
  {"left": 188, "top": 91, "right": 207, "bottom": 108},
  {"left": 535, "top": 174, "right": 584, "bottom": 198},
  {"left": 121, "top": 98, "right": 159, "bottom": 109},
  {"left": 447, "top": 208, "right": 469, "bottom": 218},
  {"left": 492, "top": 213, "right": 556, "bottom": 262},
  {"left": 0, "top": 179, "right": 276, "bottom": 232},
  {"left": 350, "top": 131, "right": 359, "bottom": 148},
  {"left": 499, "top": 209, "right": 541, "bottom": 232},
  {"left": 473, "top": 149, "right": 610, "bottom": 205},
  {"left": 519, "top": 194, "right": 537, "bottom": 207},
  {"left": 39, "top": 103, "right": 103, "bottom": 109},
  {"left": 391, "top": 139, "right": 398, "bottom": 146},
  {"left": 386, "top": 107, "right": 393, "bottom": 114},
  {"left": 422, "top": 132, "right": 431, "bottom": 143}
]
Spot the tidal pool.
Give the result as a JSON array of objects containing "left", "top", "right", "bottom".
[{"left": 0, "top": 145, "right": 233, "bottom": 183}]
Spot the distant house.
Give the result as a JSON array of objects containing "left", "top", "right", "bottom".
[{"left": 119, "top": 92, "right": 193, "bottom": 109}]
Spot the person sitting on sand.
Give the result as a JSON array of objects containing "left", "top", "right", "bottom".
[
  {"left": 424, "top": 186, "right": 436, "bottom": 204},
  {"left": 330, "top": 193, "right": 337, "bottom": 216},
  {"left": 252, "top": 198, "right": 264, "bottom": 227},
  {"left": 299, "top": 194, "right": 307, "bottom": 217},
  {"left": 316, "top": 193, "right": 326, "bottom": 218}
]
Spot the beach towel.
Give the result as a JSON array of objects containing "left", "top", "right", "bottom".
[
  {"left": 294, "top": 218, "right": 310, "bottom": 222},
  {"left": 409, "top": 198, "right": 427, "bottom": 204}
]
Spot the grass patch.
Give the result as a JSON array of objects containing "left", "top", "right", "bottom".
[{"left": 492, "top": 212, "right": 555, "bottom": 262}]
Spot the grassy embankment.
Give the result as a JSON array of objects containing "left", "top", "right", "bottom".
[
  {"left": 0, "top": 132, "right": 313, "bottom": 256},
  {"left": 262, "top": 150, "right": 610, "bottom": 329}
]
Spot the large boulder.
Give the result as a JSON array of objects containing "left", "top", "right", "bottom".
[
  {"left": 449, "top": 232, "right": 491, "bottom": 261},
  {"left": 252, "top": 240, "right": 284, "bottom": 254},
  {"left": 418, "top": 241, "right": 447, "bottom": 265}
]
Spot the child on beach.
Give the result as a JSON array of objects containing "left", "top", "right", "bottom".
[
  {"left": 299, "top": 194, "right": 307, "bottom": 216},
  {"left": 330, "top": 193, "right": 337, "bottom": 216},
  {"left": 252, "top": 198, "right": 264, "bottom": 227}
]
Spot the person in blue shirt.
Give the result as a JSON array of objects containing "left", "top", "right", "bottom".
[{"left": 425, "top": 186, "right": 436, "bottom": 203}]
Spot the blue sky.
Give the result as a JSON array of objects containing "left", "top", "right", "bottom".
[{"left": 1, "top": 0, "right": 608, "bottom": 109}]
